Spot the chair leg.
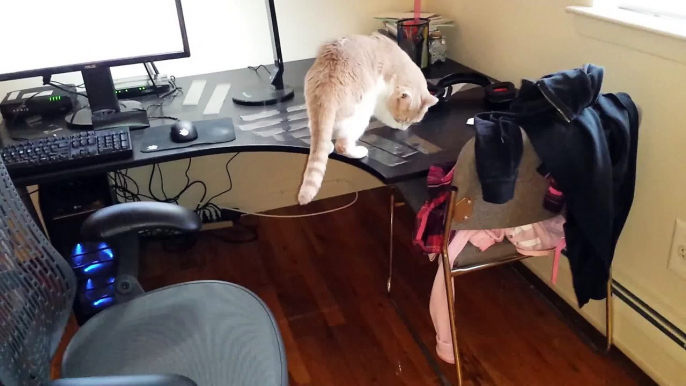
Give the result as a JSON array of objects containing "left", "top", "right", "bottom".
[
  {"left": 441, "top": 189, "right": 463, "bottom": 385},
  {"left": 387, "top": 189, "right": 395, "bottom": 294},
  {"left": 605, "top": 269, "right": 613, "bottom": 353},
  {"left": 441, "top": 250, "right": 464, "bottom": 386}
]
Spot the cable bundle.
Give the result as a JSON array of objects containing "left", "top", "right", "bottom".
[{"left": 109, "top": 154, "right": 258, "bottom": 250}]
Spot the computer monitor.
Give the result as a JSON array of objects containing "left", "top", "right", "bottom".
[{"left": 0, "top": 0, "right": 190, "bottom": 130}]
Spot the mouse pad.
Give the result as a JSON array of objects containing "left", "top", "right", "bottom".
[{"left": 140, "top": 118, "right": 236, "bottom": 153}]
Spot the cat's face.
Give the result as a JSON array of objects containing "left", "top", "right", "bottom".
[{"left": 386, "top": 87, "right": 439, "bottom": 130}]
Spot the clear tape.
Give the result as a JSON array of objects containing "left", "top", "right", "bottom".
[
  {"left": 254, "top": 127, "right": 285, "bottom": 137},
  {"left": 287, "top": 104, "right": 306, "bottom": 113},
  {"left": 182, "top": 79, "right": 206, "bottom": 106},
  {"left": 360, "top": 144, "right": 408, "bottom": 167},
  {"left": 360, "top": 134, "right": 418, "bottom": 158},
  {"left": 400, "top": 134, "right": 443, "bottom": 154},
  {"left": 240, "top": 110, "right": 280, "bottom": 122}
]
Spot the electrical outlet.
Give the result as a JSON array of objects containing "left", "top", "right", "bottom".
[{"left": 668, "top": 219, "right": 686, "bottom": 280}]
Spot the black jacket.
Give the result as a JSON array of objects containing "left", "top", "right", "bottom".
[{"left": 474, "top": 64, "right": 639, "bottom": 307}]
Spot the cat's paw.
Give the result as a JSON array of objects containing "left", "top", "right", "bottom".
[
  {"left": 343, "top": 145, "right": 369, "bottom": 159},
  {"left": 327, "top": 141, "right": 334, "bottom": 155}
]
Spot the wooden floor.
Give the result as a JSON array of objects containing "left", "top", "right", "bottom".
[{"left": 53, "top": 187, "right": 654, "bottom": 385}]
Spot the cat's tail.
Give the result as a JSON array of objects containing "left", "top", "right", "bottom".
[{"left": 298, "top": 102, "right": 336, "bottom": 205}]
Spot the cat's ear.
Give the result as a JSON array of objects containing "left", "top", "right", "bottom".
[{"left": 424, "top": 93, "right": 439, "bottom": 107}]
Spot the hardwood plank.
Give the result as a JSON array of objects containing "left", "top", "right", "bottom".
[{"left": 51, "top": 187, "right": 655, "bottom": 386}]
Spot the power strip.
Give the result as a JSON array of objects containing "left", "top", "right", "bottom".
[{"left": 197, "top": 207, "right": 242, "bottom": 224}]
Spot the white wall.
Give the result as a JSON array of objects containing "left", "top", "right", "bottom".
[
  {"left": 426, "top": 0, "right": 686, "bottom": 384},
  {"left": 1, "top": 0, "right": 410, "bottom": 211}
]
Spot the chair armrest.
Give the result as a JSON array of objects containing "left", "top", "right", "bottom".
[
  {"left": 81, "top": 202, "right": 202, "bottom": 240},
  {"left": 47, "top": 374, "right": 197, "bottom": 386}
]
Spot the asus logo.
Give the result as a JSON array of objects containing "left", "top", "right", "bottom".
[{"left": 84, "top": 64, "right": 97, "bottom": 69}]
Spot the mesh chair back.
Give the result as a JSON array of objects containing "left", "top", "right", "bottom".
[{"left": 0, "top": 161, "right": 76, "bottom": 386}]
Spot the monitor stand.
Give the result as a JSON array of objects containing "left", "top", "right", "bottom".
[
  {"left": 66, "top": 67, "right": 150, "bottom": 130},
  {"left": 232, "top": 0, "right": 294, "bottom": 106}
]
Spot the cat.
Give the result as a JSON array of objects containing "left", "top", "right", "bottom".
[{"left": 297, "top": 33, "right": 438, "bottom": 205}]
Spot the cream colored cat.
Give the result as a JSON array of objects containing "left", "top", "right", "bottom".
[{"left": 297, "top": 33, "right": 438, "bottom": 205}]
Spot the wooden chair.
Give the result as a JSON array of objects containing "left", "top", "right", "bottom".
[{"left": 388, "top": 128, "right": 613, "bottom": 386}]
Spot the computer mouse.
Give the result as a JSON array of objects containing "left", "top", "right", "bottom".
[{"left": 170, "top": 120, "right": 198, "bottom": 143}]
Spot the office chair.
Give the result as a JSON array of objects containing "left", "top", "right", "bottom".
[
  {"left": 0, "top": 161, "right": 288, "bottom": 386},
  {"left": 389, "top": 129, "right": 613, "bottom": 386}
]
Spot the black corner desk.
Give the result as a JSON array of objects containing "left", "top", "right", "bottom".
[{"left": 0, "top": 59, "right": 488, "bottom": 189}]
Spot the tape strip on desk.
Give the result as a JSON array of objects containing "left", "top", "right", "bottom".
[
  {"left": 254, "top": 126, "right": 285, "bottom": 137},
  {"left": 359, "top": 144, "right": 407, "bottom": 166},
  {"left": 203, "top": 83, "right": 231, "bottom": 115},
  {"left": 360, "top": 133, "right": 418, "bottom": 158},
  {"left": 290, "top": 126, "right": 310, "bottom": 138},
  {"left": 237, "top": 111, "right": 308, "bottom": 131},
  {"left": 240, "top": 104, "right": 307, "bottom": 122},
  {"left": 140, "top": 118, "right": 236, "bottom": 153},
  {"left": 287, "top": 104, "right": 306, "bottom": 113},
  {"left": 183, "top": 80, "right": 207, "bottom": 106},
  {"left": 400, "top": 134, "right": 443, "bottom": 155}
]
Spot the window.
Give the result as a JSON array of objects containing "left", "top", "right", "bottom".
[
  {"left": 618, "top": 0, "right": 686, "bottom": 20},
  {"left": 567, "top": 1, "right": 686, "bottom": 64}
]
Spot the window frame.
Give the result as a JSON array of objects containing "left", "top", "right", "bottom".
[{"left": 617, "top": 0, "right": 686, "bottom": 21}]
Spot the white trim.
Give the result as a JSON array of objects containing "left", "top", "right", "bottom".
[
  {"left": 618, "top": 0, "right": 686, "bottom": 21},
  {"left": 566, "top": 6, "right": 686, "bottom": 41},
  {"left": 566, "top": 6, "right": 686, "bottom": 64}
]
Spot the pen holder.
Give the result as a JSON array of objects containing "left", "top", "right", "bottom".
[{"left": 397, "top": 18, "right": 430, "bottom": 69}]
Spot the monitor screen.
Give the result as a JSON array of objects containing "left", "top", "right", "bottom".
[{"left": 0, "top": 0, "right": 189, "bottom": 81}]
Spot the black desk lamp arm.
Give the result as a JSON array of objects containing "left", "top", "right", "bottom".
[
  {"left": 270, "top": 59, "right": 285, "bottom": 90},
  {"left": 267, "top": 0, "right": 285, "bottom": 91}
]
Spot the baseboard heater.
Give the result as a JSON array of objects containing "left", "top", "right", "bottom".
[{"left": 612, "top": 280, "right": 686, "bottom": 351}]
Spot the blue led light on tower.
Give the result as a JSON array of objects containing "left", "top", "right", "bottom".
[
  {"left": 93, "top": 297, "right": 115, "bottom": 308},
  {"left": 69, "top": 240, "right": 118, "bottom": 317}
]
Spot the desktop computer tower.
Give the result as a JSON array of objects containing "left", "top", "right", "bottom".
[{"left": 39, "top": 174, "right": 119, "bottom": 325}]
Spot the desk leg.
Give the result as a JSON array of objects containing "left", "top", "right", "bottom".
[
  {"left": 18, "top": 187, "right": 46, "bottom": 235},
  {"left": 387, "top": 188, "right": 395, "bottom": 294}
]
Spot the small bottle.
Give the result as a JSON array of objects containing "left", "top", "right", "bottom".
[{"left": 429, "top": 33, "right": 447, "bottom": 64}]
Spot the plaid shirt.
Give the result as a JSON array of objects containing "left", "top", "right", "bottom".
[{"left": 412, "top": 162, "right": 457, "bottom": 255}]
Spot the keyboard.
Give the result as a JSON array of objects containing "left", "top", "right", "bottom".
[{"left": 1, "top": 127, "right": 133, "bottom": 177}]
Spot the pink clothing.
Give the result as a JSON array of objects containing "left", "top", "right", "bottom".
[{"left": 429, "top": 216, "right": 565, "bottom": 363}]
